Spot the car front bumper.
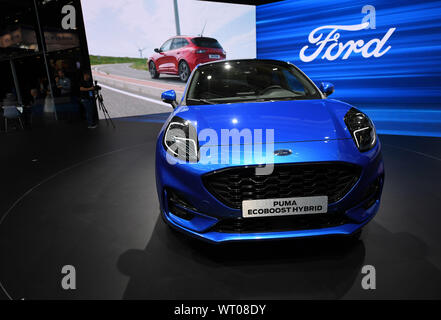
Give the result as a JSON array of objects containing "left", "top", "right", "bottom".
[
  {"left": 156, "top": 137, "right": 385, "bottom": 243},
  {"left": 162, "top": 201, "right": 379, "bottom": 243}
]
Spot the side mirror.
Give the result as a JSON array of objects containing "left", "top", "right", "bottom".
[
  {"left": 161, "top": 90, "right": 178, "bottom": 108},
  {"left": 318, "top": 81, "right": 334, "bottom": 97},
  {"left": 154, "top": 48, "right": 161, "bottom": 53}
]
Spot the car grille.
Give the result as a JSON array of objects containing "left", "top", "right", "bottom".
[
  {"left": 212, "top": 213, "right": 350, "bottom": 234},
  {"left": 202, "top": 162, "right": 361, "bottom": 209}
]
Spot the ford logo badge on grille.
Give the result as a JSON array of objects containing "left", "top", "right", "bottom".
[{"left": 274, "top": 149, "right": 292, "bottom": 156}]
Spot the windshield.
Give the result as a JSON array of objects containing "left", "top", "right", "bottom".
[{"left": 185, "top": 60, "right": 322, "bottom": 105}]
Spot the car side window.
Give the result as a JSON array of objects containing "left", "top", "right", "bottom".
[
  {"left": 160, "top": 39, "right": 172, "bottom": 52},
  {"left": 170, "top": 38, "right": 180, "bottom": 50},
  {"left": 282, "top": 69, "right": 307, "bottom": 94},
  {"left": 171, "top": 38, "right": 189, "bottom": 50}
]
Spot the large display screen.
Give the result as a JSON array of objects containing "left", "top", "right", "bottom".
[
  {"left": 256, "top": 0, "right": 441, "bottom": 137},
  {"left": 83, "top": 0, "right": 256, "bottom": 60},
  {"left": 81, "top": 0, "right": 256, "bottom": 118}
]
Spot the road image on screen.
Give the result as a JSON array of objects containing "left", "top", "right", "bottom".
[{"left": 81, "top": 0, "right": 256, "bottom": 118}]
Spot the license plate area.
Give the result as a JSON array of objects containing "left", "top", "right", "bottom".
[
  {"left": 242, "top": 196, "right": 328, "bottom": 218},
  {"left": 209, "top": 54, "right": 220, "bottom": 59}
]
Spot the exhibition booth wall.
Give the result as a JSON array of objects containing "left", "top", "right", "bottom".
[
  {"left": 0, "top": 0, "right": 95, "bottom": 130},
  {"left": 256, "top": 0, "right": 441, "bottom": 137}
]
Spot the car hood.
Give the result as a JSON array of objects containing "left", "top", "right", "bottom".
[{"left": 173, "top": 99, "right": 354, "bottom": 144}]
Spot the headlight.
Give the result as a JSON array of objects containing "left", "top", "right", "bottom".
[
  {"left": 344, "top": 107, "right": 377, "bottom": 152},
  {"left": 163, "top": 116, "right": 199, "bottom": 162}
]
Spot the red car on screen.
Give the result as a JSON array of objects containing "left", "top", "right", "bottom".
[{"left": 148, "top": 36, "right": 226, "bottom": 82}]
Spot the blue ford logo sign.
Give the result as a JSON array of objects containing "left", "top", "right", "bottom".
[{"left": 274, "top": 149, "right": 292, "bottom": 156}]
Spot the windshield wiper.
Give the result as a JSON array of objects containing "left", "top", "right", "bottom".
[
  {"left": 187, "top": 98, "right": 216, "bottom": 105},
  {"left": 256, "top": 96, "right": 308, "bottom": 102}
]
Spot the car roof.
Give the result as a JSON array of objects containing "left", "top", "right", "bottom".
[
  {"left": 170, "top": 35, "right": 218, "bottom": 40},
  {"left": 196, "top": 59, "right": 293, "bottom": 68}
]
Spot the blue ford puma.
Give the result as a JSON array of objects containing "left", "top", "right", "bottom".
[{"left": 156, "top": 59, "right": 384, "bottom": 243}]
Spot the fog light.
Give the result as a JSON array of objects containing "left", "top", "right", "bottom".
[
  {"left": 167, "top": 189, "right": 197, "bottom": 220},
  {"left": 362, "top": 177, "right": 382, "bottom": 209}
]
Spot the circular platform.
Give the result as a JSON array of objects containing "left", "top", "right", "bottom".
[{"left": 1, "top": 121, "right": 441, "bottom": 299}]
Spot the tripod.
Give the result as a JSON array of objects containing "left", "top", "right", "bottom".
[{"left": 95, "top": 89, "right": 115, "bottom": 128}]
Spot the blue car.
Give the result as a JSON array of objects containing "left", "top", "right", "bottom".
[{"left": 156, "top": 59, "right": 384, "bottom": 243}]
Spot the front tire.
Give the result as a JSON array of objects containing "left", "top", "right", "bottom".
[
  {"left": 149, "top": 61, "right": 159, "bottom": 79},
  {"left": 178, "top": 61, "right": 190, "bottom": 82},
  {"left": 349, "top": 230, "right": 362, "bottom": 241}
]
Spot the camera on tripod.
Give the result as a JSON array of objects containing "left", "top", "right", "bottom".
[
  {"left": 92, "top": 80, "right": 115, "bottom": 128},
  {"left": 93, "top": 81, "right": 104, "bottom": 103},
  {"left": 93, "top": 81, "right": 102, "bottom": 92}
]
